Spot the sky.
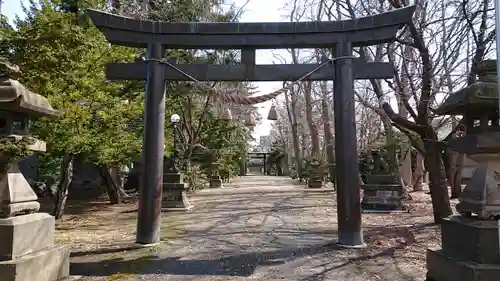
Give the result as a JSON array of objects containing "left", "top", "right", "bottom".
[
  {"left": 1, "top": 0, "right": 290, "bottom": 141},
  {"left": 2, "top": 0, "right": 28, "bottom": 23}
]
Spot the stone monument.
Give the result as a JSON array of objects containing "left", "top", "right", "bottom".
[
  {"left": 361, "top": 149, "right": 406, "bottom": 212},
  {"left": 0, "top": 62, "right": 69, "bottom": 281},
  {"left": 427, "top": 60, "right": 500, "bottom": 281}
]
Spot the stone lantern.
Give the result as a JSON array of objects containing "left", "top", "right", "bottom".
[
  {"left": 437, "top": 61, "right": 500, "bottom": 219},
  {"left": 426, "top": 60, "right": 500, "bottom": 281},
  {"left": 0, "top": 63, "right": 69, "bottom": 281}
]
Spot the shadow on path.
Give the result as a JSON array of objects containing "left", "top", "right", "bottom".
[
  {"left": 70, "top": 241, "right": 341, "bottom": 277},
  {"left": 67, "top": 175, "right": 435, "bottom": 281},
  {"left": 70, "top": 222, "right": 435, "bottom": 280}
]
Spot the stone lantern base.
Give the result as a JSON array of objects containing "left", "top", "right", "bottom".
[
  {"left": 0, "top": 164, "right": 69, "bottom": 281},
  {"left": 361, "top": 174, "right": 405, "bottom": 212},
  {"left": 426, "top": 216, "right": 500, "bottom": 281},
  {"left": 162, "top": 173, "right": 193, "bottom": 211}
]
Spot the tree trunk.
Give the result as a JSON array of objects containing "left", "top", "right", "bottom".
[
  {"left": 283, "top": 44, "right": 304, "bottom": 180},
  {"left": 291, "top": 123, "right": 302, "bottom": 176},
  {"left": 381, "top": 115, "right": 397, "bottom": 170},
  {"left": 451, "top": 153, "right": 464, "bottom": 198},
  {"left": 396, "top": 55, "right": 413, "bottom": 186},
  {"left": 442, "top": 147, "right": 455, "bottom": 189},
  {"left": 443, "top": 130, "right": 465, "bottom": 199},
  {"left": 321, "top": 99, "right": 336, "bottom": 186},
  {"left": 300, "top": 130, "right": 307, "bottom": 160},
  {"left": 100, "top": 165, "right": 126, "bottom": 204},
  {"left": 443, "top": 120, "right": 462, "bottom": 198},
  {"left": 304, "top": 81, "right": 320, "bottom": 158},
  {"left": 52, "top": 153, "right": 74, "bottom": 219},
  {"left": 422, "top": 137, "right": 452, "bottom": 223},
  {"left": 400, "top": 147, "right": 412, "bottom": 187},
  {"left": 284, "top": 89, "right": 303, "bottom": 179},
  {"left": 413, "top": 152, "right": 424, "bottom": 191}
]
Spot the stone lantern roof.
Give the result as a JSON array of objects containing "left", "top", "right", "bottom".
[
  {"left": 0, "top": 62, "right": 60, "bottom": 118},
  {"left": 435, "top": 60, "right": 498, "bottom": 115}
]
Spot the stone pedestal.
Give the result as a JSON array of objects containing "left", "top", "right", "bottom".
[
  {"left": 209, "top": 176, "right": 223, "bottom": 189},
  {"left": 0, "top": 213, "right": 70, "bottom": 281},
  {"left": 361, "top": 174, "right": 405, "bottom": 212},
  {"left": 307, "top": 179, "right": 323, "bottom": 188},
  {"left": 426, "top": 216, "right": 500, "bottom": 281},
  {"left": 162, "top": 173, "right": 193, "bottom": 211}
]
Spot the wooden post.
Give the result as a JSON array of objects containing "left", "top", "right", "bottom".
[{"left": 136, "top": 43, "right": 165, "bottom": 245}]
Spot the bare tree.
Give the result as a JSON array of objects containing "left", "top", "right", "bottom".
[{"left": 275, "top": 0, "right": 495, "bottom": 223}]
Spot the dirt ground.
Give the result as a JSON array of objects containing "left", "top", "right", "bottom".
[{"left": 53, "top": 177, "right": 455, "bottom": 281}]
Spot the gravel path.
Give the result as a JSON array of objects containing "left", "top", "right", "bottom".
[{"left": 71, "top": 175, "right": 427, "bottom": 281}]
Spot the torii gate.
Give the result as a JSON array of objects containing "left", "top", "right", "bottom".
[{"left": 88, "top": 6, "right": 415, "bottom": 247}]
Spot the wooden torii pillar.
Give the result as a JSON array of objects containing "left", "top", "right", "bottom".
[{"left": 88, "top": 6, "right": 415, "bottom": 247}]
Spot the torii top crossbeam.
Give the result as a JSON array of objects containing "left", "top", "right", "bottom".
[
  {"left": 87, "top": 6, "right": 415, "bottom": 82},
  {"left": 88, "top": 6, "right": 415, "bottom": 49}
]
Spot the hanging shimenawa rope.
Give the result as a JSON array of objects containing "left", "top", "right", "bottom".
[{"left": 145, "top": 56, "right": 355, "bottom": 105}]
